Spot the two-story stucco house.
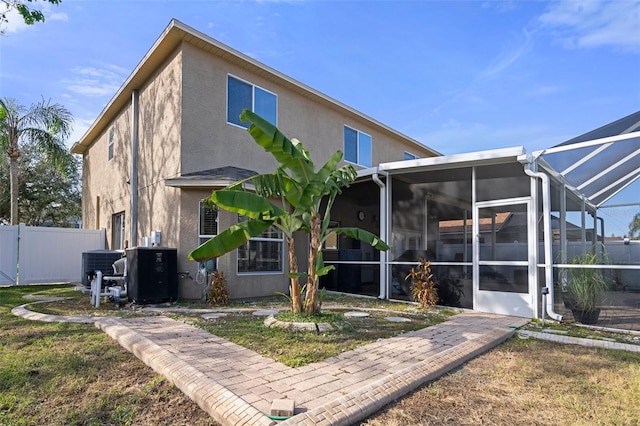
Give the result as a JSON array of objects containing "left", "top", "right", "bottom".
[{"left": 71, "top": 19, "right": 439, "bottom": 300}]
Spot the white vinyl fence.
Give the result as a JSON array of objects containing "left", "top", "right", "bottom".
[{"left": 0, "top": 224, "right": 105, "bottom": 285}]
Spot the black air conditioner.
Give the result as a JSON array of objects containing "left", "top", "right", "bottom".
[{"left": 126, "top": 247, "right": 178, "bottom": 304}]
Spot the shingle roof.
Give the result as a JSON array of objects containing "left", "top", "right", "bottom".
[{"left": 165, "top": 166, "right": 257, "bottom": 188}]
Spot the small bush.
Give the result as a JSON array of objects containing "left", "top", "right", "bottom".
[
  {"left": 406, "top": 259, "right": 438, "bottom": 309},
  {"left": 207, "top": 271, "right": 229, "bottom": 306}
]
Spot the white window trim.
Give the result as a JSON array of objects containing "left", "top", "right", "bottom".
[
  {"left": 236, "top": 222, "right": 284, "bottom": 275},
  {"left": 226, "top": 74, "right": 278, "bottom": 129},
  {"left": 112, "top": 211, "right": 125, "bottom": 250},
  {"left": 344, "top": 125, "right": 372, "bottom": 167},
  {"left": 198, "top": 201, "right": 218, "bottom": 242},
  {"left": 198, "top": 201, "right": 218, "bottom": 270},
  {"left": 108, "top": 128, "right": 115, "bottom": 161}
]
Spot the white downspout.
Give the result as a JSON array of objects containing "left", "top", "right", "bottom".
[
  {"left": 522, "top": 160, "right": 563, "bottom": 321},
  {"left": 372, "top": 171, "right": 387, "bottom": 299}
]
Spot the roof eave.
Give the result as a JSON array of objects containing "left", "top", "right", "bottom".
[
  {"left": 379, "top": 146, "right": 527, "bottom": 174},
  {"left": 71, "top": 19, "right": 437, "bottom": 157}
]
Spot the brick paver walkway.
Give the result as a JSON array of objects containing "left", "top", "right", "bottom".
[
  {"left": 14, "top": 294, "right": 640, "bottom": 425},
  {"left": 93, "top": 312, "right": 528, "bottom": 425}
]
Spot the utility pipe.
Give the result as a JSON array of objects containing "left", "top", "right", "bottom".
[
  {"left": 372, "top": 172, "right": 387, "bottom": 299},
  {"left": 130, "top": 89, "right": 140, "bottom": 247},
  {"left": 522, "top": 161, "right": 563, "bottom": 321}
]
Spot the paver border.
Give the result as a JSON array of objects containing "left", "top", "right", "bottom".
[{"left": 12, "top": 294, "right": 640, "bottom": 426}]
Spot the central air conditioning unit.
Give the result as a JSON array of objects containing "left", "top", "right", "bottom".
[
  {"left": 126, "top": 247, "right": 178, "bottom": 304},
  {"left": 81, "top": 249, "right": 123, "bottom": 287}
]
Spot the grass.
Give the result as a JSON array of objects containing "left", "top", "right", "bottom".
[
  {"left": 188, "top": 308, "right": 451, "bottom": 367},
  {"left": 525, "top": 318, "right": 640, "bottom": 345},
  {"left": 362, "top": 337, "right": 640, "bottom": 425},
  {"left": 2, "top": 283, "right": 640, "bottom": 425},
  {"left": 0, "top": 284, "right": 215, "bottom": 426}
]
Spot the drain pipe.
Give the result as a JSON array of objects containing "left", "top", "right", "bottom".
[
  {"left": 372, "top": 171, "right": 387, "bottom": 299},
  {"left": 522, "top": 159, "right": 562, "bottom": 321},
  {"left": 130, "top": 89, "right": 140, "bottom": 247}
]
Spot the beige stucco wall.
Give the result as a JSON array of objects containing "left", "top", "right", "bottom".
[
  {"left": 81, "top": 105, "right": 131, "bottom": 249},
  {"left": 81, "top": 48, "right": 183, "bottom": 251},
  {"left": 81, "top": 37, "right": 437, "bottom": 301},
  {"left": 136, "top": 47, "right": 183, "bottom": 249},
  {"left": 177, "top": 189, "right": 289, "bottom": 300},
  {"left": 173, "top": 40, "right": 436, "bottom": 299},
  {"left": 179, "top": 41, "right": 435, "bottom": 176}
]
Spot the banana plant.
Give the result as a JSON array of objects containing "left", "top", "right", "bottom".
[{"left": 189, "top": 109, "right": 389, "bottom": 315}]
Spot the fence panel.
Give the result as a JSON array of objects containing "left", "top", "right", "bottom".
[
  {"left": 17, "top": 225, "right": 105, "bottom": 284},
  {"left": 0, "top": 226, "right": 18, "bottom": 285}
]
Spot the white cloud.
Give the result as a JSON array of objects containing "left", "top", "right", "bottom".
[
  {"left": 48, "top": 12, "right": 69, "bottom": 22},
  {"left": 67, "top": 117, "right": 95, "bottom": 148},
  {"left": 62, "top": 65, "right": 128, "bottom": 98},
  {"left": 538, "top": 0, "right": 640, "bottom": 53},
  {"left": 1, "top": 7, "right": 29, "bottom": 33},
  {"left": 0, "top": 0, "right": 68, "bottom": 34},
  {"left": 527, "top": 85, "right": 564, "bottom": 97},
  {"left": 481, "top": 1, "right": 518, "bottom": 13},
  {"left": 480, "top": 29, "right": 534, "bottom": 80}
]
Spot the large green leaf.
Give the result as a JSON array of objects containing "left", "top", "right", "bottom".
[
  {"left": 188, "top": 219, "right": 272, "bottom": 261},
  {"left": 240, "top": 109, "right": 315, "bottom": 184},
  {"left": 333, "top": 227, "right": 390, "bottom": 251},
  {"left": 209, "top": 190, "right": 285, "bottom": 220},
  {"left": 316, "top": 151, "right": 344, "bottom": 184}
]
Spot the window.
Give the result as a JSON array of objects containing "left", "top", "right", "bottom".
[
  {"left": 227, "top": 75, "right": 277, "bottom": 128},
  {"left": 108, "top": 128, "right": 115, "bottom": 161},
  {"left": 112, "top": 212, "right": 125, "bottom": 250},
  {"left": 198, "top": 201, "right": 218, "bottom": 271},
  {"left": 198, "top": 201, "right": 218, "bottom": 245},
  {"left": 344, "top": 126, "right": 372, "bottom": 167},
  {"left": 404, "top": 152, "right": 418, "bottom": 160},
  {"left": 237, "top": 215, "right": 283, "bottom": 273}
]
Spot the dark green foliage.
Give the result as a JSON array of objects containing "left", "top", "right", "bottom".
[
  {"left": 0, "top": 140, "right": 81, "bottom": 226},
  {"left": 0, "top": 0, "right": 62, "bottom": 32}
]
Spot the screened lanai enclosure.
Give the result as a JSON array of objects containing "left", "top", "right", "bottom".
[{"left": 322, "top": 111, "right": 640, "bottom": 330}]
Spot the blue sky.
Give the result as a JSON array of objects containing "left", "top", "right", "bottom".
[{"left": 1, "top": 0, "right": 639, "bottom": 234}]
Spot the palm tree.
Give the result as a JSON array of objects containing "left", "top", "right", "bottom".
[
  {"left": 0, "top": 97, "right": 73, "bottom": 225},
  {"left": 629, "top": 212, "right": 640, "bottom": 240},
  {"left": 189, "top": 110, "right": 389, "bottom": 315}
]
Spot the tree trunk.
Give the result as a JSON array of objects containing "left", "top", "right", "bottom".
[
  {"left": 304, "top": 214, "right": 321, "bottom": 315},
  {"left": 286, "top": 235, "right": 303, "bottom": 314},
  {"left": 8, "top": 144, "right": 20, "bottom": 225}
]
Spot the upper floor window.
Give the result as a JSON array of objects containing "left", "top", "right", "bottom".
[
  {"left": 108, "top": 128, "right": 115, "bottom": 161},
  {"left": 404, "top": 152, "right": 418, "bottom": 160},
  {"left": 227, "top": 75, "right": 277, "bottom": 128},
  {"left": 344, "top": 126, "right": 372, "bottom": 168}
]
